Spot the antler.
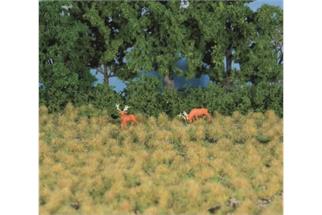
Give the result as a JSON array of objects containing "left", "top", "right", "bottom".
[
  {"left": 123, "top": 105, "right": 129, "bottom": 112},
  {"left": 115, "top": 104, "right": 121, "bottom": 112}
]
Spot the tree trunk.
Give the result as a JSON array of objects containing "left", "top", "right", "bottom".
[
  {"left": 102, "top": 64, "right": 110, "bottom": 85},
  {"left": 225, "top": 47, "right": 233, "bottom": 78},
  {"left": 163, "top": 74, "right": 175, "bottom": 89}
]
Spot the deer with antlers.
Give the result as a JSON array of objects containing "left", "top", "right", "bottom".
[
  {"left": 178, "top": 108, "right": 212, "bottom": 123},
  {"left": 116, "top": 104, "right": 138, "bottom": 128}
]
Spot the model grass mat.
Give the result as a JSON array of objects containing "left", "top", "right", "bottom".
[{"left": 40, "top": 105, "right": 282, "bottom": 215}]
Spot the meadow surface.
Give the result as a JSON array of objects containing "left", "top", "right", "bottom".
[{"left": 40, "top": 104, "right": 283, "bottom": 215}]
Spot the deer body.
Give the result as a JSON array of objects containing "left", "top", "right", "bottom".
[
  {"left": 119, "top": 112, "right": 137, "bottom": 128},
  {"left": 116, "top": 104, "right": 138, "bottom": 128},
  {"left": 180, "top": 108, "right": 211, "bottom": 123}
]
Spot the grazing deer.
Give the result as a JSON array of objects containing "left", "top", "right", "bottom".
[
  {"left": 178, "top": 108, "right": 212, "bottom": 123},
  {"left": 116, "top": 104, "right": 138, "bottom": 128}
]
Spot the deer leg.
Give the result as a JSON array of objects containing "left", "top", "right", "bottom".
[
  {"left": 196, "top": 115, "right": 200, "bottom": 121},
  {"left": 206, "top": 113, "right": 212, "bottom": 122}
]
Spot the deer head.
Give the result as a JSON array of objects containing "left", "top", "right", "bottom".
[{"left": 178, "top": 112, "right": 188, "bottom": 121}]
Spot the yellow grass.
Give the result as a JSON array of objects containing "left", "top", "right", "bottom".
[{"left": 40, "top": 104, "right": 283, "bottom": 215}]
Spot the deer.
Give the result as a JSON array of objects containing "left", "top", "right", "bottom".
[
  {"left": 178, "top": 108, "right": 212, "bottom": 123},
  {"left": 116, "top": 104, "right": 138, "bottom": 128}
]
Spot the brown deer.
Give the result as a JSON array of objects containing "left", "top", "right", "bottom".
[
  {"left": 116, "top": 104, "right": 138, "bottom": 128},
  {"left": 178, "top": 108, "right": 212, "bottom": 123}
]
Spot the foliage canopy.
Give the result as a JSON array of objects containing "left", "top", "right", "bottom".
[{"left": 39, "top": 1, "right": 283, "bottom": 115}]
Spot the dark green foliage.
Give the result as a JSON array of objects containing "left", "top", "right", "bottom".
[
  {"left": 88, "top": 84, "right": 123, "bottom": 115},
  {"left": 125, "top": 77, "right": 163, "bottom": 116},
  {"left": 204, "top": 82, "right": 253, "bottom": 115},
  {"left": 251, "top": 81, "right": 283, "bottom": 116},
  {"left": 122, "top": 77, "right": 281, "bottom": 117},
  {"left": 39, "top": 1, "right": 283, "bottom": 116},
  {"left": 161, "top": 88, "right": 185, "bottom": 117},
  {"left": 39, "top": 63, "right": 86, "bottom": 112},
  {"left": 238, "top": 5, "right": 283, "bottom": 84},
  {"left": 39, "top": 1, "right": 96, "bottom": 112}
]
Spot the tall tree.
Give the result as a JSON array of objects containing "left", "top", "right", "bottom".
[
  {"left": 207, "top": 1, "right": 254, "bottom": 84},
  {"left": 123, "top": 1, "right": 189, "bottom": 88},
  {"left": 172, "top": 1, "right": 255, "bottom": 85},
  {"left": 39, "top": 1, "right": 95, "bottom": 111},
  {"left": 70, "top": 1, "right": 141, "bottom": 85},
  {"left": 237, "top": 5, "right": 283, "bottom": 84}
]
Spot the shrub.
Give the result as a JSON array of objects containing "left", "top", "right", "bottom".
[
  {"left": 167, "top": 82, "right": 254, "bottom": 116},
  {"left": 251, "top": 81, "right": 283, "bottom": 116},
  {"left": 160, "top": 88, "right": 184, "bottom": 118},
  {"left": 256, "top": 134, "right": 272, "bottom": 144},
  {"left": 125, "top": 77, "right": 163, "bottom": 116},
  {"left": 41, "top": 74, "right": 283, "bottom": 118},
  {"left": 88, "top": 84, "right": 123, "bottom": 116}
]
